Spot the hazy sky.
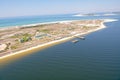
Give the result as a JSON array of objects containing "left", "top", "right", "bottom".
[{"left": 0, "top": 0, "right": 120, "bottom": 18}]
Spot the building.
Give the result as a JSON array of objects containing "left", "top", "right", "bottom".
[
  {"left": 35, "top": 32, "right": 48, "bottom": 39},
  {"left": 0, "top": 44, "right": 7, "bottom": 52}
]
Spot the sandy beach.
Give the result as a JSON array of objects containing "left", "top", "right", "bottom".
[
  {"left": 0, "top": 20, "right": 77, "bottom": 31},
  {"left": 0, "top": 19, "right": 117, "bottom": 60}
]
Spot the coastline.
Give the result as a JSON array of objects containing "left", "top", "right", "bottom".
[
  {"left": 0, "top": 20, "right": 78, "bottom": 31},
  {"left": 0, "top": 19, "right": 117, "bottom": 31},
  {"left": 0, "top": 19, "right": 118, "bottom": 59}
]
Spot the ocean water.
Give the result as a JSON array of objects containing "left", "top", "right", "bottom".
[
  {"left": 0, "top": 13, "right": 119, "bottom": 28},
  {"left": 0, "top": 14, "right": 120, "bottom": 80}
]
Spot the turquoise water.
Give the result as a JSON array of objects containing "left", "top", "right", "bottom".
[
  {"left": 0, "top": 13, "right": 119, "bottom": 28},
  {"left": 0, "top": 14, "right": 120, "bottom": 80}
]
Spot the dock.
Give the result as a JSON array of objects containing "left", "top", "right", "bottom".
[
  {"left": 72, "top": 40, "right": 79, "bottom": 43},
  {"left": 74, "top": 36, "right": 85, "bottom": 40}
]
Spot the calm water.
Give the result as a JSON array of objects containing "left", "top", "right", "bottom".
[{"left": 0, "top": 14, "right": 120, "bottom": 80}]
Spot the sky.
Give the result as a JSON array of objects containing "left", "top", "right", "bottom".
[{"left": 0, "top": 0, "right": 120, "bottom": 18}]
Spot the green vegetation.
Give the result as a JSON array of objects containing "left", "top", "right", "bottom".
[
  {"left": 36, "top": 29, "right": 50, "bottom": 33},
  {"left": 11, "top": 33, "right": 32, "bottom": 38},
  {"left": 10, "top": 42, "right": 20, "bottom": 50},
  {"left": 82, "top": 26, "right": 91, "bottom": 30},
  {"left": 20, "top": 34, "right": 32, "bottom": 43},
  {"left": 11, "top": 33, "right": 32, "bottom": 43},
  {"left": 22, "top": 33, "right": 32, "bottom": 37},
  {"left": 41, "top": 29, "right": 50, "bottom": 33},
  {"left": 67, "top": 27, "right": 75, "bottom": 30},
  {"left": 11, "top": 45, "right": 18, "bottom": 49}
]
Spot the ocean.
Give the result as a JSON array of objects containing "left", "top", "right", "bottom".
[
  {"left": 0, "top": 13, "right": 120, "bottom": 80},
  {"left": 0, "top": 13, "right": 118, "bottom": 28}
]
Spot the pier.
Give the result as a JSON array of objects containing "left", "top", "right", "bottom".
[{"left": 74, "top": 36, "right": 85, "bottom": 40}]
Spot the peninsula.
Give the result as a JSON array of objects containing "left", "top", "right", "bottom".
[{"left": 0, "top": 19, "right": 115, "bottom": 59}]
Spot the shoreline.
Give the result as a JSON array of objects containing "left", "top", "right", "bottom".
[
  {"left": 0, "top": 20, "right": 78, "bottom": 31},
  {"left": 0, "top": 19, "right": 117, "bottom": 31},
  {"left": 0, "top": 19, "right": 118, "bottom": 59}
]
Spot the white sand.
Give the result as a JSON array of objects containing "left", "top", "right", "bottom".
[{"left": 103, "top": 13, "right": 117, "bottom": 16}]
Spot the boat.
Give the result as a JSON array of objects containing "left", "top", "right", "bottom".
[
  {"left": 72, "top": 40, "right": 79, "bottom": 43},
  {"left": 79, "top": 37, "right": 85, "bottom": 40}
]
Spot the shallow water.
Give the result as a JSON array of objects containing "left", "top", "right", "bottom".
[{"left": 0, "top": 14, "right": 120, "bottom": 80}]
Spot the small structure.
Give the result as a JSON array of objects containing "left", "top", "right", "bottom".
[
  {"left": 74, "top": 36, "right": 85, "bottom": 40},
  {"left": 79, "top": 36, "right": 85, "bottom": 40},
  {"left": 0, "top": 44, "right": 7, "bottom": 52},
  {"left": 72, "top": 39, "right": 79, "bottom": 43},
  {"left": 35, "top": 32, "right": 48, "bottom": 39}
]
